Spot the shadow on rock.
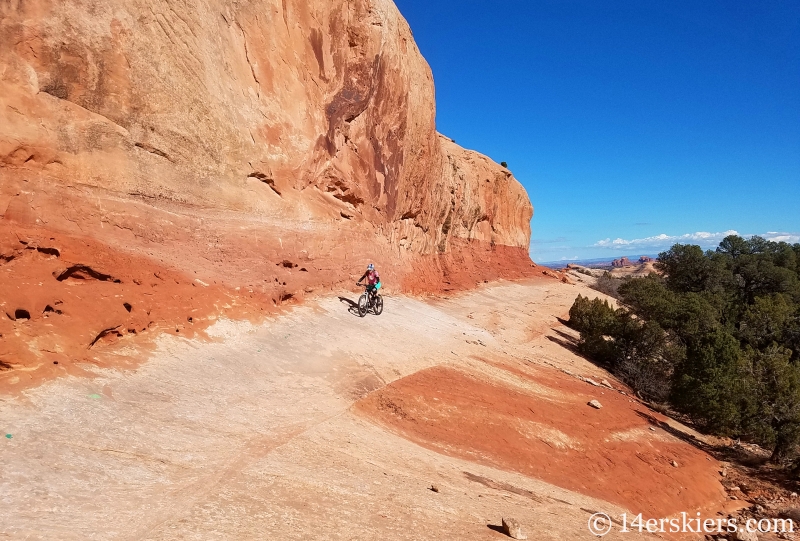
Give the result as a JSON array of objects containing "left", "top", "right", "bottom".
[
  {"left": 338, "top": 296, "right": 362, "bottom": 317},
  {"left": 486, "top": 524, "right": 507, "bottom": 536},
  {"left": 546, "top": 333, "right": 580, "bottom": 355}
]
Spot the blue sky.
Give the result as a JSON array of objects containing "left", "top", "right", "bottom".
[{"left": 394, "top": 0, "right": 800, "bottom": 263}]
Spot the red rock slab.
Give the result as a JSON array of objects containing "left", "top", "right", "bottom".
[
  {"left": 0, "top": 223, "right": 277, "bottom": 394},
  {"left": 354, "top": 364, "right": 726, "bottom": 518}
]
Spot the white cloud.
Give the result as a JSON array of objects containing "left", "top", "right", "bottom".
[
  {"left": 594, "top": 230, "right": 738, "bottom": 249},
  {"left": 593, "top": 231, "right": 800, "bottom": 251},
  {"left": 763, "top": 232, "right": 800, "bottom": 243}
]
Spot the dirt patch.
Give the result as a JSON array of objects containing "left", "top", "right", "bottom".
[
  {"left": 354, "top": 364, "right": 726, "bottom": 517},
  {"left": 0, "top": 223, "right": 275, "bottom": 394}
]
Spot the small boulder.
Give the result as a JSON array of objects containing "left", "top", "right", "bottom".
[
  {"left": 584, "top": 378, "right": 601, "bottom": 387},
  {"left": 588, "top": 400, "right": 602, "bottom": 409},
  {"left": 732, "top": 526, "right": 759, "bottom": 541},
  {"left": 601, "top": 379, "right": 614, "bottom": 389},
  {"left": 501, "top": 517, "right": 527, "bottom": 540},
  {"left": 779, "top": 507, "right": 800, "bottom": 523},
  {"left": 672, "top": 460, "right": 679, "bottom": 467},
  {"left": 429, "top": 484, "right": 439, "bottom": 493}
]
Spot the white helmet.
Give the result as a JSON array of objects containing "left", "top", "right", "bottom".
[{"left": 367, "top": 263, "right": 375, "bottom": 270}]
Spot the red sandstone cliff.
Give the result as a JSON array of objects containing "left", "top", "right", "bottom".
[{"left": 0, "top": 0, "right": 536, "bottom": 381}]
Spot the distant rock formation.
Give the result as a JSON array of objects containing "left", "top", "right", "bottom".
[
  {"left": 611, "top": 257, "right": 634, "bottom": 267},
  {"left": 639, "top": 256, "right": 654, "bottom": 263}
]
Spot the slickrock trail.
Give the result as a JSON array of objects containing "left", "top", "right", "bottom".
[{"left": 1, "top": 278, "right": 727, "bottom": 540}]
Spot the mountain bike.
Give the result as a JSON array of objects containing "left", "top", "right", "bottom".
[{"left": 356, "top": 283, "right": 384, "bottom": 317}]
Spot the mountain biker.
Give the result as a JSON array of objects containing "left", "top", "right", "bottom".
[{"left": 357, "top": 263, "right": 381, "bottom": 302}]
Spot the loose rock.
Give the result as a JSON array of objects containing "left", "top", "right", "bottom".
[
  {"left": 733, "top": 526, "right": 759, "bottom": 541},
  {"left": 588, "top": 400, "right": 602, "bottom": 409},
  {"left": 779, "top": 507, "right": 800, "bottom": 523},
  {"left": 501, "top": 517, "right": 527, "bottom": 540}
]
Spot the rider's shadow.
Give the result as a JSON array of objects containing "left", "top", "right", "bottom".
[{"left": 338, "top": 297, "right": 362, "bottom": 317}]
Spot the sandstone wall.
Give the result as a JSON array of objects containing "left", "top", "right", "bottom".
[
  {"left": 0, "top": 0, "right": 532, "bottom": 271},
  {"left": 0, "top": 0, "right": 539, "bottom": 382}
]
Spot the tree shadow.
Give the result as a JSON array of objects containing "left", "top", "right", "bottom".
[
  {"left": 338, "top": 296, "right": 362, "bottom": 317},
  {"left": 552, "top": 327, "right": 579, "bottom": 343},
  {"left": 546, "top": 333, "right": 580, "bottom": 355},
  {"left": 634, "top": 409, "right": 704, "bottom": 449}
]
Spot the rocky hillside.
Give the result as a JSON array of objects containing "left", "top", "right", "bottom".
[{"left": 0, "top": 0, "right": 537, "bottom": 385}]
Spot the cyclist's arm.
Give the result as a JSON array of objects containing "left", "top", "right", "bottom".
[{"left": 357, "top": 271, "right": 368, "bottom": 283}]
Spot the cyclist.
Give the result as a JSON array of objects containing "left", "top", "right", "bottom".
[{"left": 357, "top": 263, "right": 381, "bottom": 304}]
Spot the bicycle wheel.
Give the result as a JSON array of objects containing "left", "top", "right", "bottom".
[
  {"left": 358, "top": 294, "right": 368, "bottom": 317},
  {"left": 373, "top": 295, "right": 384, "bottom": 315}
]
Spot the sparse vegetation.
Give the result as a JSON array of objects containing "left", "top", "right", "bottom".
[
  {"left": 589, "top": 272, "right": 625, "bottom": 298},
  {"left": 500, "top": 161, "right": 508, "bottom": 168},
  {"left": 569, "top": 235, "right": 800, "bottom": 463}
]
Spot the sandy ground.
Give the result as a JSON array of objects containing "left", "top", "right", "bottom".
[{"left": 0, "top": 279, "right": 726, "bottom": 540}]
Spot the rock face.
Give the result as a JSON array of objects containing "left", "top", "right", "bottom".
[
  {"left": 639, "top": 256, "right": 654, "bottom": 263},
  {"left": 611, "top": 257, "right": 633, "bottom": 267},
  {"left": 0, "top": 0, "right": 536, "bottom": 383},
  {"left": 0, "top": 0, "right": 532, "bottom": 278}
]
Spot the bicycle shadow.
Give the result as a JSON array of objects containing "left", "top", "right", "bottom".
[{"left": 338, "top": 297, "right": 362, "bottom": 317}]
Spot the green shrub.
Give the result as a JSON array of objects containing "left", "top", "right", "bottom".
[
  {"left": 567, "top": 235, "right": 800, "bottom": 462},
  {"left": 590, "top": 272, "right": 625, "bottom": 298}
]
